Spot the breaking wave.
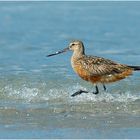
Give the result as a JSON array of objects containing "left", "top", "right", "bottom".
[{"left": 1, "top": 83, "right": 140, "bottom": 104}]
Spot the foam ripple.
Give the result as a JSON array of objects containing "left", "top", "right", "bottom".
[{"left": 1, "top": 84, "right": 140, "bottom": 104}]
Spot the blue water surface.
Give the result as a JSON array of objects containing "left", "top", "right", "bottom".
[{"left": 0, "top": 1, "right": 140, "bottom": 139}]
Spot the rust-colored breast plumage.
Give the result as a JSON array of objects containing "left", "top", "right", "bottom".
[
  {"left": 71, "top": 57, "right": 90, "bottom": 81},
  {"left": 71, "top": 55, "right": 133, "bottom": 84}
]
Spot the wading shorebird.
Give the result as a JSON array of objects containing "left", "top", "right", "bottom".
[{"left": 47, "top": 40, "right": 140, "bottom": 97}]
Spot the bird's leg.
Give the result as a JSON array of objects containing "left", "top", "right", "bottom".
[
  {"left": 103, "top": 84, "right": 106, "bottom": 91},
  {"left": 92, "top": 85, "right": 99, "bottom": 94},
  {"left": 71, "top": 85, "right": 100, "bottom": 97},
  {"left": 71, "top": 90, "right": 88, "bottom": 97}
]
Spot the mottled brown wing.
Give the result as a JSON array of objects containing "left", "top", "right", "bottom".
[{"left": 80, "top": 56, "right": 128, "bottom": 76}]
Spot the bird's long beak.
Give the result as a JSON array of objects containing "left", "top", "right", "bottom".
[{"left": 46, "top": 47, "right": 69, "bottom": 57}]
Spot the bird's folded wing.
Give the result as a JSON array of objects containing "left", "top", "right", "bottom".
[{"left": 80, "top": 56, "right": 128, "bottom": 76}]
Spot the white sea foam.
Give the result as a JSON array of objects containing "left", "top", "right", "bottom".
[
  {"left": 2, "top": 83, "right": 140, "bottom": 104},
  {"left": 4, "top": 85, "right": 39, "bottom": 102},
  {"left": 67, "top": 84, "right": 140, "bottom": 103},
  {"left": 70, "top": 91, "right": 140, "bottom": 103}
]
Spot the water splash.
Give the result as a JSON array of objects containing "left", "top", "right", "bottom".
[
  {"left": 1, "top": 83, "right": 140, "bottom": 104},
  {"left": 4, "top": 85, "right": 39, "bottom": 102}
]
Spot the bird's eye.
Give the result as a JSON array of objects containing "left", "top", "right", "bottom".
[{"left": 69, "top": 43, "right": 75, "bottom": 49}]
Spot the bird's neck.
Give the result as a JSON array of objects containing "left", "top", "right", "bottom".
[
  {"left": 71, "top": 50, "right": 85, "bottom": 69},
  {"left": 72, "top": 49, "right": 85, "bottom": 59}
]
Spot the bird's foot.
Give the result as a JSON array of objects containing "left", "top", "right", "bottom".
[
  {"left": 71, "top": 90, "right": 88, "bottom": 97},
  {"left": 92, "top": 91, "right": 99, "bottom": 95}
]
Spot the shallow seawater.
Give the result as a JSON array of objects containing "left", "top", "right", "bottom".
[{"left": 0, "top": 1, "right": 140, "bottom": 139}]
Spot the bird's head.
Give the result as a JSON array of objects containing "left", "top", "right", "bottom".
[
  {"left": 47, "top": 40, "right": 85, "bottom": 57},
  {"left": 68, "top": 40, "right": 84, "bottom": 52}
]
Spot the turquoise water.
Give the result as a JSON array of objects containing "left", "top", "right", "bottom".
[{"left": 0, "top": 1, "right": 140, "bottom": 139}]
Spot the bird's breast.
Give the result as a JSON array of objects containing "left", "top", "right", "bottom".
[{"left": 71, "top": 57, "right": 90, "bottom": 81}]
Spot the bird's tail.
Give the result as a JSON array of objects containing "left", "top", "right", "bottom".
[{"left": 128, "top": 65, "right": 140, "bottom": 71}]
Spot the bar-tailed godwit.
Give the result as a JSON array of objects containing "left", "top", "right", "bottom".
[{"left": 47, "top": 40, "right": 140, "bottom": 97}]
